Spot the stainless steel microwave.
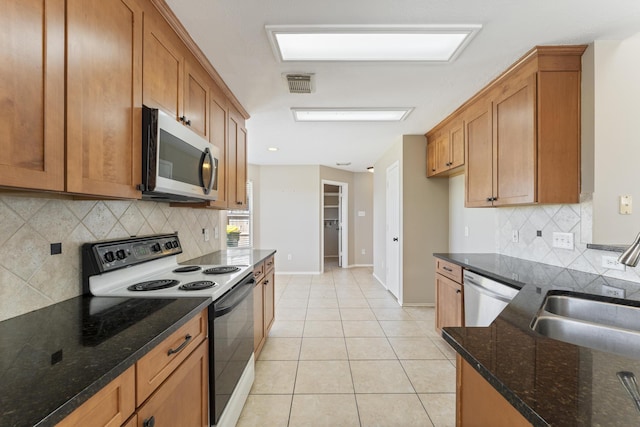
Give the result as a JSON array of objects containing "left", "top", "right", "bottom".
[{"left": 141, "top": 105, "right": 219, "bottom": 202}]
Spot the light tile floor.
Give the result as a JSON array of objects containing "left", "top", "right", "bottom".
[{"left": 237, "top": 261, "right": 457, "bottom": 427}]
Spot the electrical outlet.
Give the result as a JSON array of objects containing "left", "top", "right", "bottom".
[
  {"left": 361, "top": 249, "right": 366, "bottom": 255},
  {"left": 602, "top": 255, "right": 626, "bottom": 271},
  {"left": 552, "top": 232, "right": 574, "bottom": 250},
  {"left": 620, "top": 195, "right": 632, "bottom": 215},
  {"left": 464, "top": 226, "right": 469, "bottom": 237},
  {"left": 214, "top": 226, "right": 219, "bottom": 239},
  {"left": 602, "top": 284, "right": 626, "bottom": 298},
  {"left": 512, "top": 230, "right": 519, "bottom": 243},
  {"left": 287, "top": 254, "right": 292, "bottom": 261}
]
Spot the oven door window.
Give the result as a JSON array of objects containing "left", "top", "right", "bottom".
[{"left": 159, "top": 129, "right": 204, "bottom": 187}]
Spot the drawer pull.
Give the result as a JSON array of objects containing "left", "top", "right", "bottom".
[
  {"left": 456, "top": 289, "right": 461, "bottom": 294},
  {"left": 442, "top": 266, "right": 453, "bottom": 272},
  {"left": 143, "top": 416, "right": 155, "bottom": 427},
  {"left": 167, "top": 334, "right": 192, "bottom": 356}
]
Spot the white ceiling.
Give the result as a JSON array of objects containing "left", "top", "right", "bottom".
[{"left": 166, "top": 0, "right": 640, "bottom": 173}]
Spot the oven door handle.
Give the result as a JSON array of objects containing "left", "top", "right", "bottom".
[{"left": 214, "top": 278, "right": 255, "bottom": 318}]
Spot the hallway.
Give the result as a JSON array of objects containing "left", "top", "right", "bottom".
[{"left": 237, "top": 263, "right": 456, "bottom": 426}]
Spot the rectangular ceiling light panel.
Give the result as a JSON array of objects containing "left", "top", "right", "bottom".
[
  {"left": 266, "top": 25, "right": 481, "bottom": 62},
  {"left": 291, "top": 108, "right": 413, "bottom": 122}
]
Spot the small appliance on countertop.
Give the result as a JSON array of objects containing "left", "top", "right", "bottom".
[{"left": 82, "top": 233, "right": 255, "bottom": 427}]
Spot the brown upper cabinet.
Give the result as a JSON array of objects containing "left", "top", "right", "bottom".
[
  {"left": 141, "top": 5, "right": 209, "bottom": 139},
  {"left": 428, "top": 45, "right": 586, "bottom": 208},
  {"left": 1, "top": 0, "right": 248, "bottom": 203},
  {"left": 66, "top": 0, "right": 143, "bottom": 199},
  {"left": 0, "top": 0, "right": 65, "bottom": 192},
  {"left": 228, "top": 106, "right": 248, "bottom": 209},
  {"left": 426, "top": 118, "right": 465, "bottom": 177}
]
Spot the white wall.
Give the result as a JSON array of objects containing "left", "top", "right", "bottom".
[
  {"left": 592, "top": 33, "right": 640, "bottom": 245},
  {"left": 251, "top": 164, "right": 374, "bottom": 273},
  {"left": 254, "top": 165, "right": 321, "bottom": 273},
  {"left": 353, "top": 172, "right": 374, "bottom": 265},
  {"left": 448, "top": 175, "right": 497, "bottom": 252}
]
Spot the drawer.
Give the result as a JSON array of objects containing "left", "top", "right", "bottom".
[
  {"left": 253, "top": 261, "right": 265, "bottom": 282},
  {"left": 435, "top": 258, "right": 462, "bottom": 283},
  {"left": 56, "top": 366, "right": 135, "bottom": 427},
  {"left": 264, "top": 255, "right": 275, "bottom": 273},
  {"left": 136, "top": 309, "right": 207, "bottom": 406}
]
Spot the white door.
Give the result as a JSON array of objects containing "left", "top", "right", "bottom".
[
  {"left": 338, "top": 185, "right": 343, "bottom": 267},
  {"left": 386, "top": 163, "right": 400, "bottom": 299}
]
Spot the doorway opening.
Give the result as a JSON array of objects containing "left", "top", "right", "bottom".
[{"left": 322, "top": 180, "right": 348, "bottom": 272}]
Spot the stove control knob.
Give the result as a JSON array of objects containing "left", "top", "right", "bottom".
[
  {"left": 104, "top": 251, "right": 115, "bottom": 263},
  {"left": 151, "top": 243, "right": 161, "bottom": 252},
  {"left": 116, "top": 249, "right": 127, "bottom": 260},
  {"left": 164, "top": 242, "right": 173, "bottom": 250}
]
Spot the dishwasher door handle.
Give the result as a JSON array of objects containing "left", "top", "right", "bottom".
[{"left": 464, "top": 279, "right": 514, "bottom": 304}]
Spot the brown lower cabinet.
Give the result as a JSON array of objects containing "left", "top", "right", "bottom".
[
  {"left": 254, "top": 256, "right": 275, "bottom": 357},
  {"left": 434, "top": 258, "right": 464, "bottom": 333},
  {"left": 57, "top": 309, "right": 208, "bottom": 427},
  {"left": 457, "top": 355, "right": 531, "bottom": 427}
]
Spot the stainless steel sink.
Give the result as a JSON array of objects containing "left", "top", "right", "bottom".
[{"left": 531, "top": 293, "right": 640, "bottom": 359}]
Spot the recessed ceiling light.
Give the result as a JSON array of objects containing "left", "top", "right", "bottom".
[
  {"left": 267, "top": 147, "right": 279, "bottom": 152},
  {"left": 292, "top": 108, "right": 413, "bottom": 122},
  {"left": 367, "top": 167, "right": 374, "bottom": 173},
  {"left": 266, "top": 25, "right": 481, "bottom": 62}
]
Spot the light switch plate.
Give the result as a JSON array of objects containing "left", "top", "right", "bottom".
[
  {"left": 620, "top": 195, "right": 632, "bottom": 214},
  {"left": 512, "top": 230, "right": 519, "bottom": 243}
]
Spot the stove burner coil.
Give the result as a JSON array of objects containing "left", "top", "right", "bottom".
[
  {"left": 173, "top": 265, "right": 202, "bottom": 273},
  {"left": 203, "top": 266, "right": 241, "bottom": 275},
  {"left": 127, "top": 279, "right": 180, "bottom": 291},
  {"left": 179, "top": 281, "right": 217, "bottom": 291}
]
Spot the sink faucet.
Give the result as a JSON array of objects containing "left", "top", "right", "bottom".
[
  {"left": 618, "top": 233, "right": 640, "bottom": 267},
  {"left": 618, "top": 371, "right": 640, "bottom": 414}
]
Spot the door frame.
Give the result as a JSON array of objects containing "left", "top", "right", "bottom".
[
  {"left": 385, "top": 161, "right": 402, "bottom": 303},
  {"left": 321, "top": 179, "right": 348, "bottom": 272}
]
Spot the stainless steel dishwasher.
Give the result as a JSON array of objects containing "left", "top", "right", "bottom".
[{"left": 463, "top": 270, "right": 520, "bottom": 326}]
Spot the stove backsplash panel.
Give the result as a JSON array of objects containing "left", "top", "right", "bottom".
[{"left": 0, "top": 196, "right": 223, "bottom": 321}]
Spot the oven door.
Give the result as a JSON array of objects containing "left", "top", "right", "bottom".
[
  {"left": 142, "top": 105, "right": 218, "bottom": 202},
  {"left": 211, "top": 274, "right": 255, "bottom": 424}
]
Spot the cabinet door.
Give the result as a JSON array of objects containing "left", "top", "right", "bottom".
[
  {"left": 253, "top": 282, "right": 265, "bottom": 355},
  {"left": 449, "top": 121, "right": 465, "bottom": 169},
  {"left": 207, "top": 88, "right": 229, "bottom": 209},
  {"left": 142, "top": 11, "right": 183, "bottom": 120},
  {"left": 435, "top": 273, "right": 463, "bottom": 333},
  {"left": 465, "top": 100, "right": 494, "bottom": 207},
  {"left": 66, "top": 0, "right": 142, "bottom": 199},
  {"left": 228, "top": 107, "right": 247, "bottom": 208},
  {"left": 263, "top": 269, "right": 275, "bottom": 335},
  {"left": 57, "top": 366, "right": 135, "bottom": 427},
  {"left": 493, "top": 73, "right": 536, "bottom": 205},
  {"left": 137, "top": 341, "right": 208, "bottom": 427},
  {"left": 457, "top": 355, "right": 532, "bottom": 427},
  {"left": 435, "top": 133, "right": 450, "bottom": 174},
  {"left": 0, "top": 0, "right": 65, "bottom": 191},
  {"left": 426, "top": 141, "right": 437, "bottom": 177},
  {"left": 183, "top": 59, "right": 209, "bottom": 139}
]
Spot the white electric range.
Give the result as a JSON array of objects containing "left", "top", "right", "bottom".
[{"left": 82, "top": 233, "right": 255, "bottom": 427}]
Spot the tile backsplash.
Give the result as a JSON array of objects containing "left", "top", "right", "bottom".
[
  {"left": 496, "top": 193, "right": 640, "bottom": 283},
  {"left": 0, "top": 195, "right": 222, "bottom": 321}
]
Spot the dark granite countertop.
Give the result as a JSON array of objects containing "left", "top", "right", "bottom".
[
  {"left": 182, "top": 248, "right": 276, "bottom": 267},
  {"left": 0, "top": 295, "right": 210, "bottom": 427},
  {"left": 435, "top": 253, "right": 640, "bottom": 426}
]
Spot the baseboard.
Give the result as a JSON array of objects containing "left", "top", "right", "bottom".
[
  {"left": 277, "top": 271, "right": 322, "bottom": 275},
  {"left": 372, "top": 272, "right": 385, "bottom": 287},
  {"left": 347, "top": 264, "right": 374, "bottom": 268},
  {"left": 401, "top": 302, "right": 435, "bottom": 307}
]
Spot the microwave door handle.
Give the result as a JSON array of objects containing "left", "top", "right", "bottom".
[{"left": 199, "top": 147, "right": 215, "bottom": 195}]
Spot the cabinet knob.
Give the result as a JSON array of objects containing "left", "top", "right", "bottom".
[
  {"left": 179, "top": 115, "right": 186, "bottom": 123},
  {"left": 143, "top": 416, "right": 155, "bottom": 427},
  {"left": 456, "top": 289, "right": 461, "bottom": 294},
  {"left": 393, "top": 237, "right": 399, "bottom": 242},
  {"left": 263, "top": 280, "right": 269, "bottom": 286}
]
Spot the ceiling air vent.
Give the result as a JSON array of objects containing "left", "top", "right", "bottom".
[{"left": 285, "top": 74, "right": 314, "bottom": 94}]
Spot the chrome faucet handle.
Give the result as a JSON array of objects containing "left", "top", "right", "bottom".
[{"left": 617, "top": 371, "right": 640, "bottom": 414}]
